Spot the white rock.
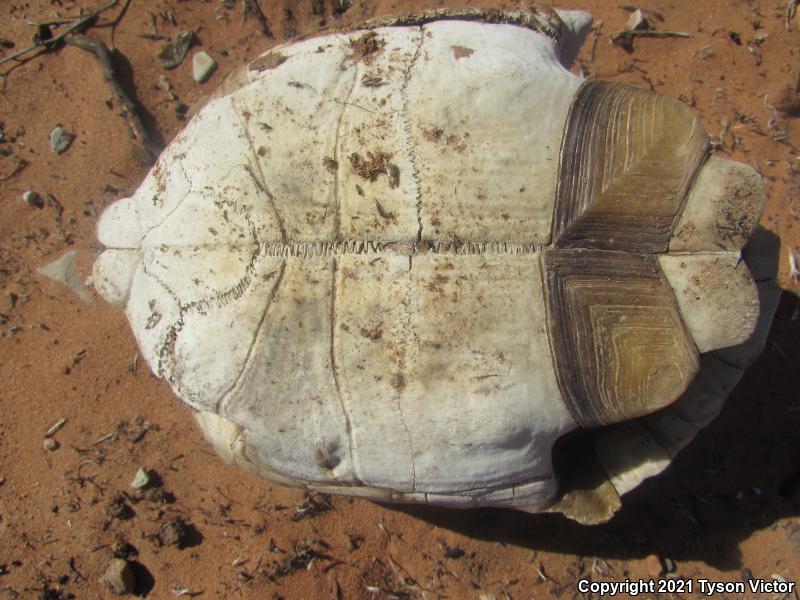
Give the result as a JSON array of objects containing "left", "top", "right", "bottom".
[
  {"left": 192, "top": 51, "right": 217, "bottom": 83},
  {"left": 130, "top": 467, "right": 150, "bottom": 490},
  {"left": 22, "top": 190, "right": 43, "bottom": 208}
]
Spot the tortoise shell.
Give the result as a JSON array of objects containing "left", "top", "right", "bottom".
[{"left": 93, "top": 9, "right": 778, "bottom": 523}]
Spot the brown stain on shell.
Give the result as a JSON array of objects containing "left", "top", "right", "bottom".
[
  {"left": 349, "top": 31, "right": 385, "bottom": 64},
  {"left": 451, "top": 45, "right": 475, "bottom": 59}
]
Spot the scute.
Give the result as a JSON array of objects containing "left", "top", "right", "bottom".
[
  {"left": 544, "top": 250, "right": 699, "bottom": 428},
  {"left": 406, "top": 21, "right": 582, "bottom": 243},
  {"left": 553, "top": 81, "right": 709, "bottom": 253}
]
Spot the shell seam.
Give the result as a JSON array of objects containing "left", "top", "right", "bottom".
[
  {"left": 231, "top": 96, "right": 288, "bottom": 242},
  {"left": 400, "top": 27, "right": 426, "bottom": 243},
  {"left": 328, "top": 257, "right": 361, "bottom": 484},
  {"left": 332, "top": 55, "right": 361, "bottom": 239},
  {"left": 214, "top": 261, "right": 287, "bottom": 414}
]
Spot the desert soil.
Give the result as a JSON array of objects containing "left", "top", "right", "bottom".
[{"left": 1, "top": 0, "right": 799, "bottom": 598}]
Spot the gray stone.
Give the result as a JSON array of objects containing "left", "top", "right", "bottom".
[
  {"left": 157, "top": 31, "right": 196, "bottom": 69},
  {"left": 22, "top": 190, "right": 43, "bottom": 209},
  {"left": 101, "top": 558, "right": 135, "bottom": 595},
  {"left": 192, "top": 51, "right": 217, "bottom": 83},
  {"left": 130, "top": 467, "right": 151, "bottom": 490},
  {"left": 49, "top": 125, "right": 75, "bottom": 154}
]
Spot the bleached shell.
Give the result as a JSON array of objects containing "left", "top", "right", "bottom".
[{"left": 94, "top": 11, "right": 775, "bottom": 522}]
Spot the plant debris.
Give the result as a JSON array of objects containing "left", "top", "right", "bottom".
[
  {"left": 349, "top": 151, "right": 400, "bottom": 187},
  {"left": 249, "top": 52, "right": 287, "bottom": 72},
  {"left": 292, "top": 494, "right": 332, "bottom": 521},
  {"left": 268, "top": 540, "right": 333, "bottom": 579},
  {"left": 157, "top": 517, "right": 192, "bottom": 548},
  {"left": 349, "top": 31, "right": 385, "bottom": 63}
]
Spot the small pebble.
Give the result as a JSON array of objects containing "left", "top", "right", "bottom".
[
  {"left": 22, "top": 190, "right": 44, "bottom": 209},
  {"left": 157, "top": 31, "right": 195, "bottom": 69},
  {"left": 49, "top": 125, "right": 75, "bottom": 154},
  {"left": 101, "top": 558, "right": 136, "bottom": 595},
  {"left": 192, "top": 51, "right": 217, "bottom": 83},
  {"left": 158, "top": 517, "right": 190, "bottom": 548},
  {"left": 130, "top": 467, "right": 151, "bottom": 490},
  {"left": 787, "top": 524, "right": 800, "bottom": 554},
  {"left": 43, "top": 438, "right": 58, "bottom": 451},
  {"left": 645, "top": 554, "right": 664, "bottom": 578},
  {"left": 662, "top": 557, "right": 676, "bottom": 574}
]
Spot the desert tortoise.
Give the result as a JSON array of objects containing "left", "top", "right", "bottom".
[{"left": 93, "top": 8, "right": 780, "bottom": 524}]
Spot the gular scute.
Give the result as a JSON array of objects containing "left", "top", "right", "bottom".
[
  {"left": 553, "top": 80, "right": 709, "bottom": 253},
  {"left": 543, "top": 249, "right": 700, "bottom": 428},
  {"left": 93, "top": 9, "right": 775, "bottom": 523}
]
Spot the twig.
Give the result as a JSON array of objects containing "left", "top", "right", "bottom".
[
  {"left": 46, "top": 193, "right": 71, "bottom": 244},
  {"left": 242, "top": 0, "right": 274, "bottom": 38},
  {"left": 64, "top": 33, "right": 162, "bottom": 164},
  {"left": 590, "top": 21, "right": 603, "bottom": 63},
  {"left": 45, "top": 418, "right": 67, "bottom": 438},
  {"left": 0, "top": 157, "right": 28, "bottom": 181},
  {"left": 0, "top": 0, "right": 119, "bottom": 69},
  {"left": 612, "top": 29, "right": 690, "bottom": 47},
  {"left": 92, "top": 432, "right": 116, "bottom": 445},
  {"left": 787, "top": 0, "right": 798, "bottom": 31},
  {"left": 94, "top": 0, "right": 133, "bottom": 44}
]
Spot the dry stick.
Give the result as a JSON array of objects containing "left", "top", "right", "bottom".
[
  {"left": 94, "top": 0, "right": 133, "bottom": 45},
  {"left": 242, "top": 0, "right": 274, "bottom": 38},
  {"left": 590, "top": 21, "right": 603, "bottom": 64},
  {"left": 0, "top": 157, "right": 28, "bottom": 181},
  {"left": 0, "top": 0, "right": 119, "bottom": 69},
  {"left": 613, "top": 30, "right": 691, "bottom": 42},
  {"left": 64, "top": 33, "right": 162, "bottom": 164}
]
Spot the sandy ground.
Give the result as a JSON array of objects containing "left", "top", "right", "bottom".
[{"left": 1, "top": 0, "right": 799, "bottom": 598}]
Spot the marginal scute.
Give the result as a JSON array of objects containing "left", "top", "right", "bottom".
[
  {"left": 670, "top": 156, "right": 764, "bottom": 252},
  {"left": 97, "top": 195, "right": 142, "bottom": 249},
  {"left": 92, "top": 249, "right": 139, "bottom": 306},
  {"left": 553, "top": 81, "right": 709, "bottom": 252},
  {"left": 593, "top": 420, "right": 672, "bottom": 496},
  {"left": 543, "top": 249, "right": 700, "bottom": 427},
  {"left": 546, "top": 436, "right": 622, "bottom": 524}
]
